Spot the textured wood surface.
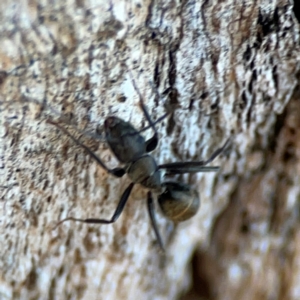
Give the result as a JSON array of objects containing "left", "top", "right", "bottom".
[{"left": 0, "top": 1, "right": 299, "bottom": 299}]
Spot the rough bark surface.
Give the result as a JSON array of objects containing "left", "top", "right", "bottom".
[{"left": 0, "top": 1, "right": 299, "bottom": 299}]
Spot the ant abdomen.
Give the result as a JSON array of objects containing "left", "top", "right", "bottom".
[{"left": 158, "top": 182, "right": 200, "bottom": 222}]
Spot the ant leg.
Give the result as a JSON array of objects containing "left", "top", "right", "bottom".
[
  {"left": 54, "top": 182, "right": 134, "bottom": 228},
  {"left": 128, "top": 73, "right": 161, "bottom": 152},
  {"left": 136, "top": 112, "right": 169, "bottom": 134},
  {"left": 159, "top": 139, "right": 230, "bottom": 174},
  {"left": 147, "top": 191, "right": 165, "bottom": 252},
  {"left": 47, "top": 120, "right": 125, "bottom": 177},
  {"left": 200, "top": 138, "right": 230, "bottom": 165},
  {"left": 159, "top": 163, "right": 220, "bottom": 175},
  {"left": 139, "top": 100, "right": 159, "bottom": 152}
]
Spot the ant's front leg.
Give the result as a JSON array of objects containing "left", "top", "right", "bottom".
[
  {"left": 47, "top": 120, "right": 125, "bottom": 177},
  {"left": 128, "top": 73, "right": 161, "bottom": 152}
]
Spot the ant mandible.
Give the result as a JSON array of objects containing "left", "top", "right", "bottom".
[{"left": 48, "top": 83, "right": 229, "bottom": 251}]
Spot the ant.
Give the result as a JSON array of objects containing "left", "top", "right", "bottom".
[{"left": 48, "top": 88, "right": 229, "bottom": 251}]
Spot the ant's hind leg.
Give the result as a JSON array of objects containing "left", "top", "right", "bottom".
[
  {"left": 53, "top": 183, "right": 135, "bottom": 229},
  {"left": 147, "top": 191, "right": 165, "bottom": 252}
]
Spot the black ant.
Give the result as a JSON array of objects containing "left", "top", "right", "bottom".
[{"left": 48, "top": 91, "right": 229, "bottom": 251}]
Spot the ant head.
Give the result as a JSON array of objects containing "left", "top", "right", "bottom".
[
  {"left": 104, "top": 116, "right": 122, "bottom": 129},
  {"left": 104, "top": 116, "right": 129, "bottom": 138},
  {"left": 158, "top": 182, "right": 200, "bottom": 222},
  {"left": 104, "top": 116, "right": 146, "bottom": 163}
]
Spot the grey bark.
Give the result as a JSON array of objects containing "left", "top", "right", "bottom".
[{"left": 0, "top": 1, "right": 299, "bottom": 299}]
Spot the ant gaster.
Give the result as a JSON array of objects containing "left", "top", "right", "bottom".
[{"left": 48, "top": 91, "right": 229, "bottom": 251}]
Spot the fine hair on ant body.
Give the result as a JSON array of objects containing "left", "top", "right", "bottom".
[{"left": 48, "top": 82, "right": 229, "bottom": 251}]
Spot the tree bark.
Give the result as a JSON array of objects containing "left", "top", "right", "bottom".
[{"left": 0, "top": 1, "right": 299, "bottom": 299}]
